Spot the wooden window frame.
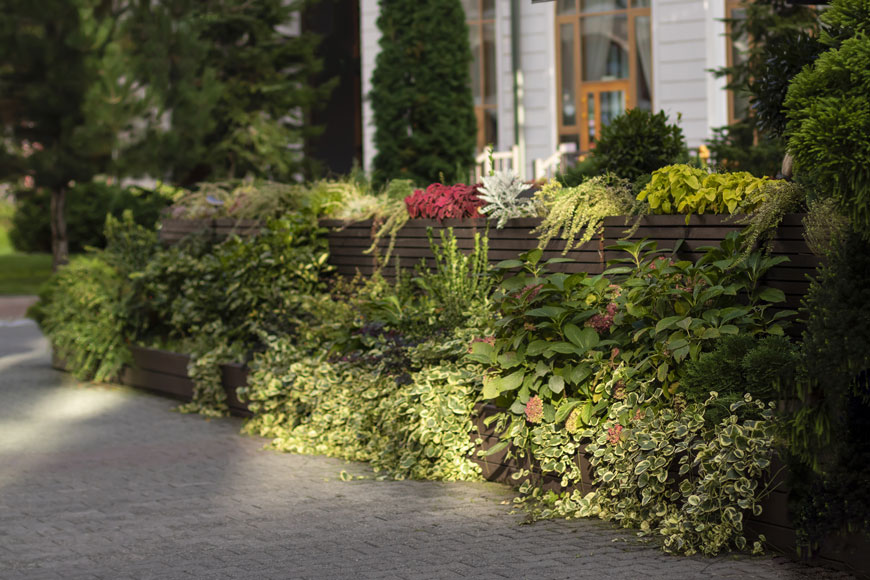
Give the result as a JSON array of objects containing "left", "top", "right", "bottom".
[
  {"left": 555, "top": 1, "right": 652, "bottom": 153},
  {"left": 466, "top": 1, "right": 498, "bottom": 151}
]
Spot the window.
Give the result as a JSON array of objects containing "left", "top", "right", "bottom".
[
  {"left": 725, "top": 0, "right": 751, "bottom": 124},
  {"left": 556, "top": 0, "right": 651, "bottom": 153},
  {"left": 464, "top": 0, "right": 498, "bottom": 151}
]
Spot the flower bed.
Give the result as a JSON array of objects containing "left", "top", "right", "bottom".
[{"left": 323, "top": 214, "right": 816, "bottom": 311}]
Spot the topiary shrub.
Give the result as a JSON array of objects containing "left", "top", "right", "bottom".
[
  {"left": 369, "top": 0, "right": 476, "bottom": 186},
  {"left": 784, "top": 0, "right": 870, "bottom": 236},
  {"left": 589, "top": 109, "right": 686, "bottom": 182}
]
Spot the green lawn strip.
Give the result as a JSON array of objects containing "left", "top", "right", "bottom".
[{"left": 0, "top": 253, "right": 53, "bottom": 295}]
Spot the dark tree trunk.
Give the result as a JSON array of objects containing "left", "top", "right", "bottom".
[{"left": 50, "top": 186, "right": 68, "bottom": 271}]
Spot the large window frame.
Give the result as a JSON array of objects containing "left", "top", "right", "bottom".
[
  {"left": 555, "top": 1, "right": 652, "bottom": 153},
  {"left": 464, "top": 0, "right": 498, "bottom": 151}
]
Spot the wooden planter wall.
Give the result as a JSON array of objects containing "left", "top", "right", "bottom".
[
  {"left": 322, "top": 214, "right": 817, "bottom": 310},
  {"left": 159, "top": 218, "right": 264, "bottom": 245}
]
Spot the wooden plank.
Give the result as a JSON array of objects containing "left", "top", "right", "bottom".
[
  {"left": 122, "top": 367, "right": 194, "bottom": 401},
  {"left": 130, "top": 346, "right": 190, "bottom": 377}
]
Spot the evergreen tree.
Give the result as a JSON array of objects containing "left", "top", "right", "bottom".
[
  {"left": 370, "top": 0, "right": 476, "bottom": 186},
  {"left": 0, "top": 0, "right": 143, "bottom": 267},
  {"left": 707, "top": 0, "right": 821, "bottom": 177},
  {"left": 124, "top": 0, "right": 331, "bottom": 185}
]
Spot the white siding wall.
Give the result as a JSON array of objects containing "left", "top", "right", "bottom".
[
  {"left": 519, "top": 1, "right": 558, "bottom": 179},
  {"left": 360, "top": 0, "right": 380, "bottom": 172},
  {"left": 652, "top": 0, "right": 729, "bottom": 147}
]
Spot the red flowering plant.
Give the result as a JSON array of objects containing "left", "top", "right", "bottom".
[
  {"left": 404, "top": 183, "right": 484, "bottom": 220},
  {"left": 467, "top": 232, "right": 793, "bottom": 446}
]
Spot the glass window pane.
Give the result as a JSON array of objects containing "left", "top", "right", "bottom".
[
  {"left": 600, "top": 90, "right": 625, "bottom": 128},
  {"left": 483, "top": 23, "right": 497, "bottom": 105},
  {"left": 462, "top": 0, "right": 478, "bottom": 21},
  {"left": 557, "top": 0, "right": 576, "bottom": 15},
  {"left": 581, "top": 14, "right": 629, "bottom": 81},
  {"left": 635, "top": 15, "right": 652, "bottom": 111},
  {"left": 469, "top": 25, "right": 482, "bottom": 106},
  {"left": 581, "top": 0, "right": 627, "bottom": 13},
  {"left": 482, "top": 0, "right": 495, "bottom": 19},
  {"left": 560, "top": 23, "right": 576, "bottom": 126},
  {"left": 587, "top": 92, "right": 596, "bottom": 143},
  {"left": 632, "top": 0, "right": 650, "bottom": 7}
]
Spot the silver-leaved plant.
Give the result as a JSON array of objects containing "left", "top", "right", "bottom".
[{"left": 476, "top": 170, "right": 538, "bottom": 228}]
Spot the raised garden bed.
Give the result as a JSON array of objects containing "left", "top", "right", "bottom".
[
  {"left": 159, "top": 218, "right": 264, "bottom": 245},
  {"left": 55, "top": 346, "right": 255, "bottom": 417},
  {"left": 472, "top": 402, "right": 869, "bottom": 576},
  {"left": 322, "top": 214, "right": 817, "bottom": 310}
]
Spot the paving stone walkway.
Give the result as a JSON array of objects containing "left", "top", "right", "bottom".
[{"left": 0, "top": 321, "right": 858, "bottom": 580}]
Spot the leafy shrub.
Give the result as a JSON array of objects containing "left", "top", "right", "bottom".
[
  {"left": 576, "top": 395, "right": 777, "bottom": 556},
  {"left": 533, "top": 175, "right": 640, "bottom": 253},
  {"left": 555, "top": 156, "right": 598, "bottom": 188},
  {"left": 784, "top": 0, "right": 870, "bottom": 236},
  {"left": 681, "top": 334, "right": 798, "bottom": 425},
  {"left": 413, "top": 228, "right": 493, "bottom": 329},
  {"left": 10, "top": 181, "right": 170, "bottom": 253},
  {"left": 638, "top": 165, "right": 771, "bottom": 219},
  {"left": 33, "top": 255, "right": 129, "bottom": 382},
  {"left": 476, "top": 170, "right": 537, "bottom": 228},
  {"left": 705, "top": 122, "right": 785, "bottom": 178},
  {"left": 470, "top": 234, "right": 791, "bottom": 431},
  {"left": 589, "top": 109, "right": 686, "bottom": 182},
  {"left": 786, "top": 230, "right": 870, "bottom": 551},
  {"left": 404, "top": 182, "right": 483, "bottom": 220},
  {"left": 369, "top": 0, "right": 476, "bottom": 185}
]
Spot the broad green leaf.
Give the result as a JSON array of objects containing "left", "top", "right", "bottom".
[
  {"left": 481, "top": 440, "right": 510, "bottom": 457},
  {"left": 563, "top": 323, "right": 584, "bottom": 347},
  {"left": 758, "top": 287, "right": 786, "bottom": 303},
  {"left": 548, "top": 375, "right": 565, "bottom": 394},
  {"left": 495, "top": 259, "right": 524, "bottom": 269},
  {"left": 497, "top": 351, "right": 522, "bottom": 369},
  {"left": 526, "top": 340, "right": 551, "bottom": 356},
  {"left": 655, "top": 316, "right": 684, "bottom": 335},
  {"left": 546, "top": 342, "right": 576, "bottom": 355}
]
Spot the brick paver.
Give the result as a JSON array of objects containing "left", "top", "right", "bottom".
[
  {"left": 0, "top": 296, "right": 38, "bottom": 321},
  {"left": 0, "top": 323, "right": 857, "bottom": 579}
]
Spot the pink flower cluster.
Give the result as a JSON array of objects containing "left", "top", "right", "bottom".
[
  {"left": 405, "top": 183, "right": 484, "bottom": 220},
  {"left": 525, "top": 395, "right": 544, "bottom": 424},
  {"left": 586, "top": 302, "right": 618, "bottom": 333},
  {"left": 607, "top": 423, "right": 623, "bottom": 445}
]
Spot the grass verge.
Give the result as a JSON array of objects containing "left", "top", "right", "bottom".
[{"left": 0, "top": 253, "right": 53, "bottom": 295}]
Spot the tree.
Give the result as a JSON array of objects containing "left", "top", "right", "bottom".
[
  {"left": 369, "top": 0, "right": 476, "bottom": 186},
  {"left": 784, "top": 0, "right": 870, "bottom": 236},
  {"left": 123, "top": 0, "right": 332, "bottom": 185},
  {"left": 707, "top": 0, "right": 821, "bottom": 177},
  {"left": 0, "top": 0, "right": 137, "bottom": 268}
]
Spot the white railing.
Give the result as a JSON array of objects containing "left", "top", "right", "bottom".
[
  {"left": 533, "top": 143, "right": 573, "bottom": 181},
  {"left": 471, "top": 145, "right": 521, "bottom": 183}
]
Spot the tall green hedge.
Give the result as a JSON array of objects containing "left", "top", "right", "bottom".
[
  {"left": 784, "top": 0, "right": 870, "bottom": 235},
  {"left": 369, "top": 0, "right": 476, "bottom": 186}
]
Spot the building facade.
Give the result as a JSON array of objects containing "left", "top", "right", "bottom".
[{"left": 359, "top": 0, "right": 737, "bottom": 178}]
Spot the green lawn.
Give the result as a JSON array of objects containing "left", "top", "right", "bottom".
[{"left": 0, "top": 253, "right": 53, "bottom": 295}]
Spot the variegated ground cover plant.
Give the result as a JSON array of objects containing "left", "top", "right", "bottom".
[{"left": 468, "top": 232, "right": 795, "bottom": 554}]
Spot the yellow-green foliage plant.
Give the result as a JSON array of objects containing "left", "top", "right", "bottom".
[
  {"left": 638, "top": 165, "right": 771, "bottom": 221},
  {"left": 533, "top": 175, "right": 641, "bottom": 254}
]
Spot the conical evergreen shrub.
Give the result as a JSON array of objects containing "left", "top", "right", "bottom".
[{"left": 370, "top": 0, "right": 477, "bottom": 186}]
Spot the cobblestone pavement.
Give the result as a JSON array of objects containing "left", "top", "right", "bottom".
[{"left": 0, "top": 323, "right": 857, "bottom": 580}]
